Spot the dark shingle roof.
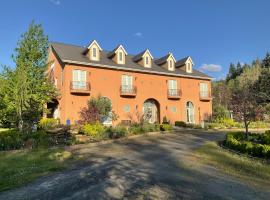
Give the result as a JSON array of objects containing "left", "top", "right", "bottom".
[
  {"left": 50, "top": 42, "right": 211, "bottom": 79},
  {"left": 154, "top": 54, "right": 171, "bottom": 65},
  {"left": 176, "top": 56, "right": 189, "bottom": 67},
  {"left": 132, "top": 50, "right": 147, "bottom": 62}
]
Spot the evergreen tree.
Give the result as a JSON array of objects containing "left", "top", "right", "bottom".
[
  {"left": 226, "top": 63, "right": 236, "bottom": 81},
  {"left": 262, "top": 52, "right": 270, "bottom": 68},
  {"left": 235, "top": 62, "right": 243, "bottom": 77},
  {"left": 1, "top": 22, "right": 56, "bottom": 130}
]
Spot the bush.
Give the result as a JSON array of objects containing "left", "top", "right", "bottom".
[
  {"left": 160, "top": 124, "right": 172, "bottom": 131},
  {"left": 0, "top": 129, "right": 74, "bottom": 151},
  {"left": 106, "top": 125, "right": 128, "bottom": 139},
  {"left": 82, "top": 123, "right": 105, "bottom": 140},
  {"left": 224, "top": 132, "right": 270, "bottom": 158},
  {"left": 39, "top": 118, "right": 58, "bottom": 130},
  {"left": 142, "top": 123, "right": 160, "bottom": 132},
  {"left": 129, "top": 124, "right": 144, "bottom": 135},
  {"left": 175, "top": 121, "right": 186, "bottom": 127}
]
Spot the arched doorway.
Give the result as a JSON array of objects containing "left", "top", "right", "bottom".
[
  {"left": 143, "top": 99, "right": 160, "bottom": 124},
  {"left": 186, "top": 101, "right": 195, "bottom": 123}
]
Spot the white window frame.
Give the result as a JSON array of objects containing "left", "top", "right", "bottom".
[
  {"left": 121, "top": 74, "right": 133, "bottom": 94},
  {"left": 200, "top": 83, "right": 208, "bottom": 97},
  {"left": 72, "top": 70, "right": 87, "bottom": 90},
  {"left": 168, "top": 59, "right": 174, "bottom": 71},
  {"left": 168, "top": 80, "right": 177, "bottom": 96},
  {"left": 92, "top": 47, "right": 97, "bottom": 58},
  {"left": 118, "top": 51, "right": 124, "bottom": 64}
]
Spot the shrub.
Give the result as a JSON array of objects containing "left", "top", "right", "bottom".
[
  {"left": 82, "top": 123, "right": 105, "bottom": 140},
  {"left": 142, "top": 123, "right": 160, "bottom": 132},
  {"left": 160, "top": 124, "right": 172, "bottom": 131},
  {"left": 0, "top": 129, "right": 74, "bottom": 151},
  {"left": 224, "top": 132, "right": 270, "bottom": 158},
  {"left": 129, "top": 124, "right": 144, "bottom": 135},
  {"left": 175, "top": 121, "right": 186, "bottom": 127},
  {"left": 39, "top": 118, "right": 58, "bottom": 130},
  {"left": 106, "top": 125, "right": 128, "bottom": 139}
]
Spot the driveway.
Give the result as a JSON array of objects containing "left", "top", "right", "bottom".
[{"left": 0, "top": 130, "right": 269, "bottom": 200}]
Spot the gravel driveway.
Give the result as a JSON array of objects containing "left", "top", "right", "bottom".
[{"left": 0, "top": 130, "right": 269, "bottom": 200}]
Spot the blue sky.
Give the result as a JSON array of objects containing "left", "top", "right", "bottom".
[{"left": 1, "top": 0, "right": 270, "bottom": 79}]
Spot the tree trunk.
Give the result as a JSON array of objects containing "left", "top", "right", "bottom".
[{"left": 244, "top": 120, "right": 249, "bottom": 139}]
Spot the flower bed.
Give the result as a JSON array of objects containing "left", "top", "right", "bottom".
[{"left": 223, "top": 131, "right": 270, "bottom": 159}]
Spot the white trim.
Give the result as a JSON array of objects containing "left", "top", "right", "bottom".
[
  {"left": 114, "top": 45, "right": 128, "bottom": 55},
  {"left": 167, "top": 53, "right": 176, "bottom": 63},
  {"left": 62, "top": 59, "right": 212, "bottom": 80},
  {"left": 142, "top": 49, "right": 153, "bottom": 59},
  {"left": 185, "top": 56, "right": 194, "bottom": 66},
  {"left": 87, "top": 40, "right": 102, "bottom": 51}
]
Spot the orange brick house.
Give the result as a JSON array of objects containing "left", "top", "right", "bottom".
[{"left": 47, "top": 40, "right": 212, "bottom": 126}]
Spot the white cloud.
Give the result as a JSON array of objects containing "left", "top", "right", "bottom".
[
  {"left": 133, "top": 32, "right": 143, "bottom": 37},
  {"left": 50, "top": 0, "right": 61, "bottom": 5},
  {"left": 199, "top": 64, "right": 222, "bottom": 72}
]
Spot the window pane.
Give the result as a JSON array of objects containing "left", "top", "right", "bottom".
[{"left": 93, "top": 48, "right": 97, "bottom": 57}]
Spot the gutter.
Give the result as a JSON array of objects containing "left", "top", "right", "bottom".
[{"left": 62, "top": 59, "right": 213, "bottom": 81}]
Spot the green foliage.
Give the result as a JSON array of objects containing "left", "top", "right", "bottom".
[
  {"left": 175, "top": 121, "right": 187, "bottom": 127},
  {"left": 160, "top": 124, "right": 172, "bottom": 131},
  {"left": 82, "top": 123, "right": 105, "bottom": 140},
  {"left": 129, "top": 123, "right": 160, "bottom": 134},
  {"left": 213, "top": 105, "right": 231, "bottom": 121},
  {"left": 38, "top": 118, "right": 58, "bottom": 130},
  {"left": 0, "top": 22, "right": 56, "bottom": 129},
  {"left": 224, "top": 132, "right": 270, "bottom": 158},
  {"left": 0, "top": 129, "right": 74, "bottom": 151},
  {"left": 79, "top": 95, "right": 118, "bottom": 124},
  {"left": 105, "top": 125, "right": 128, "bottom": 139}
]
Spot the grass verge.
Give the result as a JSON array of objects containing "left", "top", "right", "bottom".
[
  {"left": 196, "top": 142, "right": 270, "bottom": 187},
  {"left": 0, "top": 148, "right": 73, "bottom": 192}
]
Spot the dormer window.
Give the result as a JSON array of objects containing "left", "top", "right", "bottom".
[
  {"left": 145, "top": 56, "right": 149, "bottom": 65},
  {"left": 108, "top": 45, "right": 127, "bottom": 65},
  {"left": 93, "top": 47, "right": 97, "bottom": 58},
  {"left": 119, "top": 51, "right": 123, "bottom": 62},
  {"left": 133, "top": 49, "right": 153, "bottom": 68},
  {"left": 84, "top": 40, "right": 102, "bottom": 61},
  {"left": 168, "top": 59, "right": 175, "bottom": 71}
]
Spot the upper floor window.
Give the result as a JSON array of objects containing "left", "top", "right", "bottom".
[
  {"left": 92, "top": 47, "right": 97, "bottom": 58},
  {"left": 121, "top": 74, "right": 133, "bottom": 93},
  {"left": 168, "top": 80, "right": 178, "bottom": 96},
  {"left": 200, "top": 83, "right": 208, "bottom": 97},
  {"left": 119, "top": 51, "right": 123, "bottom": 61},
  {"left": 146, "top": 56, "right": 149, "bottom": 65},
  {"left": 168, "top": 59, "right": 174, "bottom": 71},
  {"left": 72, "top": 70, "right": 87, "bottom": 90},
  {"left": 187, "top": 62, "right": 192, "bottom": 73}
]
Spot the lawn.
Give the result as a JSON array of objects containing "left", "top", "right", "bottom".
[
  {"left": 196, "top": 142, "right": 270, "bottom": 188},
  {"left": 0, "top": 128, "right": 11, "bottom": 132},
  {"left": 0, "top": 148, "right": 73, "bottom": 192}
]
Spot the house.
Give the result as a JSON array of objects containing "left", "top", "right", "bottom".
[{"left": 47, "top": 40, "right": 212, "bottom": 125}]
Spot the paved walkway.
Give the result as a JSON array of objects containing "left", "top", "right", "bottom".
[{"left": 0, "top": 130, "right": 269, "bottom": 200}]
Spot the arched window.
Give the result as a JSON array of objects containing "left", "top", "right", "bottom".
[{"left": 186, "top": 101, "right": 195, "bottom": 123}]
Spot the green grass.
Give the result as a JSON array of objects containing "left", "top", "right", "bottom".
[
  {"left": 196, "top": 142, "right": 270, "bottom": 187},
  {"left": 0, "top": 148, "right": 73, "bottom": 192},
  {"left": 0, "top": 128, "right": 11, "bottom": 132}
]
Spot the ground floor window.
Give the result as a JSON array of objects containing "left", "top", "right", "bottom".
[{"left": 186, "top": 101, "right": 195, "bottom": 123}]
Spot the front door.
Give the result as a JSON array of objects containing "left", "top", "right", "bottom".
[{"left": 143, "top": 100, "right": 158, "bottom": 124}]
